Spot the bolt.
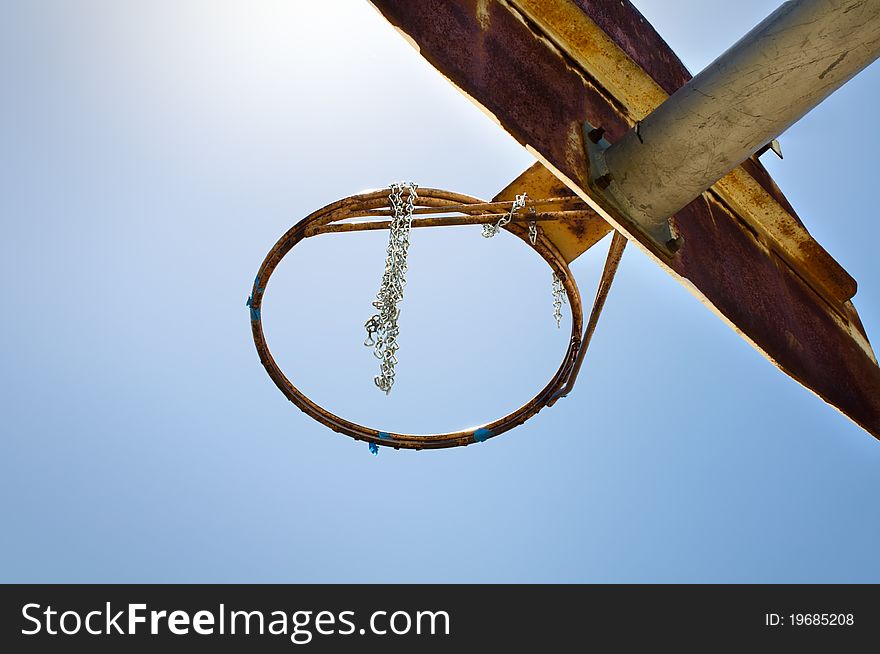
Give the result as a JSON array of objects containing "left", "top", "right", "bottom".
[{"left": 587, "top": 127, "right": 605, "bottom": 144}]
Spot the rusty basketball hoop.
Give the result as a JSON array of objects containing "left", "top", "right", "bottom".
[{"left": 247, "top": 185, "right": 627, "bottom": 450}]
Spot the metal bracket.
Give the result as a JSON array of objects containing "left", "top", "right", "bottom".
[
  {"left": 582, "top": 121, "right": 682, "bottom": 259},
  {"left": 547, "top": 230, "right": 627, "bottom": 406},
  {"left": 755, "top": 138, "right": 783, "bottom": 160}
]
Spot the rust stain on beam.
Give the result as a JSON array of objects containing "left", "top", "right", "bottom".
[{"left": 368, "top": 0, "right": 880, "bottom": 439}]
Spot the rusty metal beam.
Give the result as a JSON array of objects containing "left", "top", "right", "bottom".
[{"left": 368, "top": 0, "right": 880, "bottom": 440}]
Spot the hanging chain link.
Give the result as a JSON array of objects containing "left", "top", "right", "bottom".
[
  {"left": 481, "top": 193, "right": 528, "bottom": 238},
  {"left": 551, "top": 272, "right": 567, "bottom": 328},
  {"left": 364, "top": 182, "right": 418, "bottom": 394},
  {"left": 479, "top": 193, "right": 563, "bottom": 325},
  {"left": 527, "top": 206, "right": 538, "bottom": 244},
  {"left": 363, "top": 186, "right": 564, "bottom": 391}
]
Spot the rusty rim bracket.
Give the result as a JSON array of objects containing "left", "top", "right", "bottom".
[
  {"left": 583, "top": 121, "right": 682, "bottom": 259},
  {"left": 548, "top": 230, "right": 627, "bottom": 406},
  {"left": 247, "top": 188, "right": 585, "bottom": 450}
]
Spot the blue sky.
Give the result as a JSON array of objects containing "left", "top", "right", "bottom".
[{"left": 2, "top": 0, "right": 879, "bottom": 582}]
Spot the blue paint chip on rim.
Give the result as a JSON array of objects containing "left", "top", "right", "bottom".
[
  {"left": 377, "top": 432, "right": 392, "bottom": 440},
  {"left": 246, "top": 295, "right": 261, "bottom": 321},
  {"left": 473, "top": 428, "right": 492, "bottom": 443}
]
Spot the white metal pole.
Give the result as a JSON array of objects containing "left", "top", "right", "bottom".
[{"left": 602, "top": 0, "right": 880, "bottom": 232}]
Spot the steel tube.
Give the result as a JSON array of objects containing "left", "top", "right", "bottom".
[
  {"left": 309, "top": 211, "right": 568, "bottom": 235},
  {"left": 603, "top": 0, "right": 880, "bottom": 229}
]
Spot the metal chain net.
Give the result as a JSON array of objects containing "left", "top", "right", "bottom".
[
  {"left": 528, "top": 220, "right": 538, "bottom": 245},
  {"left": 363, "top": 182, "right": 418, "bottom": 394},
  {"left": 551, "top": 272, "right": 566, "bottom": 328},
  {"left": 481, "top": 192, "right": 527, "bottom": 238},
  {"left": 479, "top": 192, "right": 565, "bottom": 325}
]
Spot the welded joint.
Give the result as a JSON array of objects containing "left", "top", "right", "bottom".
[{"left": 582, "top": 121, "right": 682, "bottom": 259}]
